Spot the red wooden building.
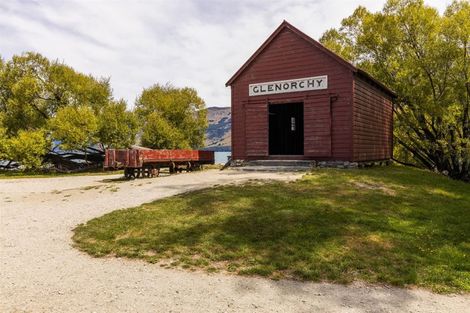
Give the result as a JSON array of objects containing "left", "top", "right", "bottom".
[{"left": 226, "top": 21, "right": 395, "bottom": 164}]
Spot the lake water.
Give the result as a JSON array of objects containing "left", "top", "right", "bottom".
[{"left": 214, "top": 151, "right": 231, "bottom": 164}]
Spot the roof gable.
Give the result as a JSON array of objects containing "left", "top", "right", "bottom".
[{"left": 226, "top": 20, "right": 395, "bottom": 98}]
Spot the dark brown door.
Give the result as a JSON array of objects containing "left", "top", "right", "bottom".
[{"left": 269, "top": 103, "right": 304, "bottom": 155}]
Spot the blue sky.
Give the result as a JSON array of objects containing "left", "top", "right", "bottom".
[{"left": 0, "top": 0, "right": 450, "bottom": 108}]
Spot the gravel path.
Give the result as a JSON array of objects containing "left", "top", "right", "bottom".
[{"left": 1, "top": 169, "right": 468, "bottom": 313}]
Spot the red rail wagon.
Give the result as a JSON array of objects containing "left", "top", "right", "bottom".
[{"left": 104, "top": 148, "right": 214, "bottom": 179}]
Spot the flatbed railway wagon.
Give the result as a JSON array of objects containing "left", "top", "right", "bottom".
[{"left": 104, "top": 148, "right": 214, "bottom": 179}]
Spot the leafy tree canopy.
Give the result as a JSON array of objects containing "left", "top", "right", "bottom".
[
  {"left": 0, "top": 112, "right": 9, "bottom": 160},
  {"left": 0, "top": 53, "right": 209, "bottom": 169},
  {"left": 320, "top": 0, "right": 470, "bottom": 181},
  {"left": 98, "top": 100, "right": 138, "bottom": 149},
  {"left": 135, "top": 84, "right": 207, "bottom": 149},
  {"left": 0, "top": 52, "right": 139, "bottom": 168},
  {"left": 48, "top": 105, "right": 98, "bottom": 152},
  {"left": 6, "top": 129, "right": 49, "bottom": 169},
  {"left": 0, "top": 52, "right": 112, "bottom": 136}
]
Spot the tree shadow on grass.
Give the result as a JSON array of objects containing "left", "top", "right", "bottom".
[
  {"left": 75, "top": 166, "right": 470, "bottom": 293},
  {"left": 145, "top": 168, "right": 469, "bottom": 292}
]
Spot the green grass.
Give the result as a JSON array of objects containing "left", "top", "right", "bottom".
[
  {"left": 0, "top": 169, "right": 123, "bottom": 179},
  {"left": 72, "top": 166, "right": 470, "bottom": 293}
]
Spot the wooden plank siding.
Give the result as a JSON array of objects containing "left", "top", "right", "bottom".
[
  {"left": 228, "top": 21, "right": 394, "bottom": 162},
  {"left": 230, "top": 27, "right": 354, "bottom": 160},
  {"left": 352, "top": 75, "right": 393, "bottom": 161},
  {"left": 245, "top": 99, "right": 268, "bottom": 156},
  {"left": 304, "top": 95, "right": 331, "bottom": 157}
]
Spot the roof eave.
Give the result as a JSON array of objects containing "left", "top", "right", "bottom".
[
  {"left": 226, "top": 20, "right": 397, "bottom": 99},
  {"left": 225, "top": 20, "right": 290, "bottom": 87},
  {"left": 355, "top": 69, "right": 397, "bottom": 98},
  {"left": 225, "top": 20, "right": 357, "bottom": 87}
]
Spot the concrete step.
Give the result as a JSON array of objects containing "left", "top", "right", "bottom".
[
  {"left": 230, "top": 160, "right": 313, "bottom": 172},
  {"left": 243, "top": 160, "right": 313, "bottom": 167},
  {"left": 230, "top": 165, "right": 311, "bottom": 172}
]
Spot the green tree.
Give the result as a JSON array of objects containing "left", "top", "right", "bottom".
[
  {"left": 320, "top": 0, "right": 470, "bottom": 181},
  {"left": 48, "top": 105, "right": 98, "bottom": 160},
  {"left": 6, "top": 129, "right": 49, "bottom": 169},
  {"left": 141, "top": 112, "right": 188, "bottom": 149},
  {"left": 98, "top": 100, "right": 138, "bottom": 148},
  {"left": 0, "top": 52, "right": 112, "bottom": 136},
  {"left": 135, "top": 84, "right": 207, "bottom": 149},
  {"left": 0, "top": 113, "right": 9, "bottom": 160},
  {"left": 0, "top": 52, "right": 136, "bottom": 168}
]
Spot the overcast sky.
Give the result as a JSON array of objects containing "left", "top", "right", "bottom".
[{"left": 0, "top": 0, "right": 450, "bottom": 108}]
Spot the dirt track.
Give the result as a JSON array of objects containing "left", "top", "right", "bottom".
[{"left": 1, "top": 169, "right": 468, "bottom": 312}]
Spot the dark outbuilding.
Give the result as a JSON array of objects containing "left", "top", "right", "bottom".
[{"left": 226, "top": 21, "right": 396, "bottom": 164}]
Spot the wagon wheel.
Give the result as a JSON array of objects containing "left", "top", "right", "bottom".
[
  {"left": 124, "top": 168, "right": 136, "bottom": 180},
  {"left": 186, "top": 162, "right": 192, "bottom": 172},
  {"left": 151, "top": 167, "right": 160, "bottom": 177},
  {"left": 143, "top": 165, "right": 153, "bottom": 178},
  {"left": 136, "top": 168, "right": 142, "bottom": 178}
]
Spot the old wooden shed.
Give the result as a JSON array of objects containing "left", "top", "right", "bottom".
[{"left": 226, "top": 21, "right": 395, "bottom": 163}]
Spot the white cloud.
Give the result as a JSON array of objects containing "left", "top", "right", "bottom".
[{"left": 0, "top": 0, "right": 450, "bottom": 108}]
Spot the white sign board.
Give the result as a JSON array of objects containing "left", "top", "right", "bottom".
[{"left": 249, "top": 75, "right": 328, "bottom": 96}]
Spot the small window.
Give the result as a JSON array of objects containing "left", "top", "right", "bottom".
[{"left": 291, "top": 117, "right": 296, "bottom": 131}]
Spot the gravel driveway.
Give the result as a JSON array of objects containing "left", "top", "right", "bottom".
[{"left": 1, "top": 169, "right": 468, "bottom": 312}]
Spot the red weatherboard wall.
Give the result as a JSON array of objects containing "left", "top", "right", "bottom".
[
  {"left": 227, "top": 21, "right": 394, "bottom": 162},
  {"left": 353, "top": 76, "right": 393, "bottom": 161}
]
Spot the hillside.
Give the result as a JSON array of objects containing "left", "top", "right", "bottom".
[{"left": 205, "top": 107, "right": 231, "bottom": 151}]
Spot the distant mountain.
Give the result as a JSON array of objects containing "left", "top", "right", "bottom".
[{"left": 205, "top": 107, "right": 231, "bottom": 151}]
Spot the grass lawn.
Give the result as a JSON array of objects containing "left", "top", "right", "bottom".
[
  {"left": 0, "top": 169, "right": 123, "bottom": 179},
  {"left": 72, "top": 166, "right": 470, "bottom": 293}
]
